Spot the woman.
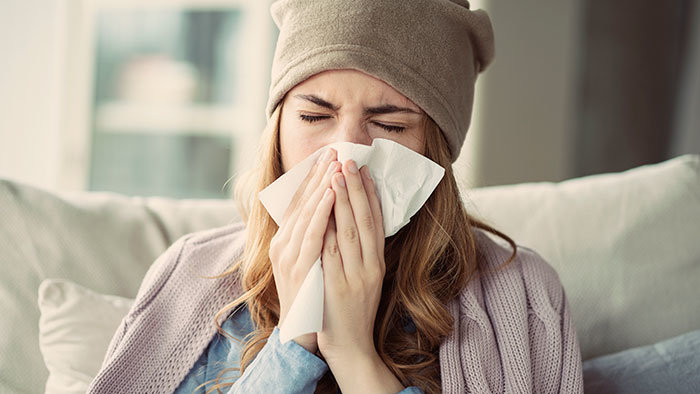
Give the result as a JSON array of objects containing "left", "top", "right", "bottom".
[{"left": 88, "top": 0, "right": 584, "bottom": 393}]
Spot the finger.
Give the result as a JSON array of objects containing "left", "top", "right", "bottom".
[
  {"left": 360, "top": 165, "right": 384, "bottom": 255},
  {"left": 287, "top": 157, "right": 340, "bottom": 261},
  {"left": 296, "top": 188, "right": 336, "bottom": 278},
  {"left": 278, "top": 148, "right": 337, "bottom": 251},
  {"left": 281, "top": 148, "right": 335, "bottom": 228},
  {"left": 275, "top": 159, "right": 325, "bottom": 251},
  {"left": 330, "top": 167, "right": 360, "bottom": 282},
  {"left": 321, "top": 214, "right": 345, "bottom": 284},
  {"left": 281, "top": 159, "right": 319, "bottom": 227},
  {"left": 340, "top": 160, "right": 378, "bottom": 267}
]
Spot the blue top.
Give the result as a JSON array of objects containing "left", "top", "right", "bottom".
[{"left": 174, "top": 303, "right": 424, "bottom": 393}]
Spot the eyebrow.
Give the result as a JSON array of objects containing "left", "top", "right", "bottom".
[{"left": 293, "top": 94, "right": 422, "bottom": 115}]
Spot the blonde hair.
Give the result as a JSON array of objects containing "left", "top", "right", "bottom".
[{"left": 196, "top": 100, "right": 517, "bottom": 393}]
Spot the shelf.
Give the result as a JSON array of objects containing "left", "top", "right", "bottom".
[{"left": 94, "top": 101, "right": 248, "bottom": 137}]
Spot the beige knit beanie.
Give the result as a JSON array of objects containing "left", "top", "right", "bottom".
[{"left": 266, "top": 0, "right": 495, "bottom": 163}]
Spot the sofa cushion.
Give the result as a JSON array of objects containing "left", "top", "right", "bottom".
[
  {"left": 466, "top": 154, "right": 700, "bottom": 360},
  {"left": 582, "top": 329, "right": 700, "bottom": 393},
  {"left": 0, "top": 180, "right": 238, "bottom": 394}
]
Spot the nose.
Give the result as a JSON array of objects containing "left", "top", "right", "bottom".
[{"left": 332, "top": 118, "right": 373, "bottom": 146}]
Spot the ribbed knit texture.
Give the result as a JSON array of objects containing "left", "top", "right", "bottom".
[{"left": 87, "top": 222, "right": 583, "bottom": 393}]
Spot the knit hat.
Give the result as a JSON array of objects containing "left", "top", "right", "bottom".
[{"left": 266, "top": 0, "right": 495, "bottom": 163}]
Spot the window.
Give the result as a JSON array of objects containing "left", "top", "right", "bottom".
[{"left": 61, "top": 0, "right": 276, "bottom": 198}]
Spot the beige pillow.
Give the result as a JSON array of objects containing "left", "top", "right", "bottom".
[
  {"left": 37, "top": 278, "right": 133, "bottom": 394},
  {"left": 466, "top": 154, "right": 700, "bottom": 359}
]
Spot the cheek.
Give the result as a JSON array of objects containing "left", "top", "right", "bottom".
[
  {"left": 408, "top": 127, "right": 427, "bottom": 156},
  {"left": 403, "top": 135, "right": 425, "bottom": 155},
  {"left": 280, "top": 127, "right": 326, "bottom": 173},
  {"left": 375, "top": 130, "right": 425, "bottom": 156}
]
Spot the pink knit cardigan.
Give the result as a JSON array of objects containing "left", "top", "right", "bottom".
[{"left": 87, "top": 221, "right": 584, "bottom": 393}]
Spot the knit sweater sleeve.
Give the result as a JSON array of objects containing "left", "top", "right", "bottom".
[
  {"left": 551, "top": 268, "right": 584, "bottom": 393},
  {"left": 442, "top": 236, "right": 584, "bottom": 394},
  {"left": 88, "top": 222, "right": 251, "bottom": 393},
  {"left": 97, "top": 234, "right": 190, "bottom": 369},
  {"left": 519, "top": 246, "right": 584, "bottom": 394}
]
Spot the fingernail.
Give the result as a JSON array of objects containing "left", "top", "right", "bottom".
[
  {"left": 347, "top": 160, "right": 358, "bottom": 174},
  {"left": 335, "top": 173, "right": 345, "bottom": 187},
  {"left": 324, "top": 148, "right": 335, "bottom": 160},
  {"left": 327, "top": 161, "right": 339, "bottom": 173}
]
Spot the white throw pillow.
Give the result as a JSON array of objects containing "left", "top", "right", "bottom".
[{"left": 37, "top": 278, "right": 133, "bottom": 394}]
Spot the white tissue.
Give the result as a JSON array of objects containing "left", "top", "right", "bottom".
[{"left": 258, "top": 138, "right": 445, "bottom": 344}]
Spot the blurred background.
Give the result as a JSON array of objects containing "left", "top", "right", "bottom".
[{"left": 1, "top": 0, "right": 698, "bottom": 199}]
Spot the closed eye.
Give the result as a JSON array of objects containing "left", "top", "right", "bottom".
[{"left": 298, "top": 114, "right": 406, "bottom": 133}]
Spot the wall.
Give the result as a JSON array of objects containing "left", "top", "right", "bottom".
[
  {"left": 0, "top": 0, "right": 65, "bottom": 190},
  {"left": 1, "top": 0, "right": 601, "bottom": 192},
  {"left": 456, "top": 0, "right": 583, "bottom": 189}
]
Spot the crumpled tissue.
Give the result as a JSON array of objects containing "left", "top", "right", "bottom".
[{"left": 258, "top": 138, "right": 445, "bottom": 343}]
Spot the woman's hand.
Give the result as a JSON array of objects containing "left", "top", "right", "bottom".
[
  {"left": 269, "top": 148, "right": 340, "bottom": 354},
  {"left": 317, "top": 159, "right": 386, "bottom": 364}
]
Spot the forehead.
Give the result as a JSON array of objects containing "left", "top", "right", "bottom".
[{"left": 288, "top": 69, "right": 422, "bottom": 112}]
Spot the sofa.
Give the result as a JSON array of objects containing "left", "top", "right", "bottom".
[{"left": 1, "top": 153, "right": 699, "bottom": 393}]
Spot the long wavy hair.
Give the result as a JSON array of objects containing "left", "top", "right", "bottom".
[{"left": 196, "top": 98, "right": 517, "bottom": 394}]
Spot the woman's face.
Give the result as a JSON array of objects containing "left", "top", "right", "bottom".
[{"left": 279, "top": 69, "right": 427, "bottom": 172}]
